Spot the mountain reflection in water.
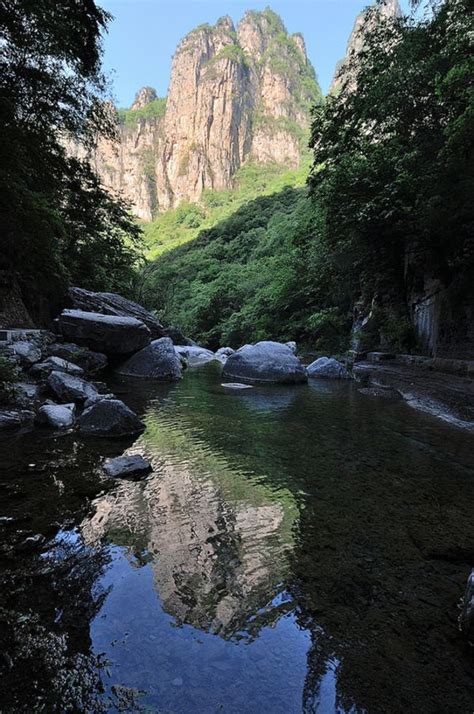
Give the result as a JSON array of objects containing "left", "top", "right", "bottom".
[{"left": 1, "top": 365, "right": 473, "bottom": 713}]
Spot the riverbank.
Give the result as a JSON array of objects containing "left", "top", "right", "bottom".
[{"left": 354, "top": 356, "right": 474, "bottom": 430}]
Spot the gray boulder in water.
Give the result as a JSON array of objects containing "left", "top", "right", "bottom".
[
  {"left": 174, "top": 345, "right": 216, "bottom": 367},
  {"left": 58, "top": 309, "right": 151, "bottom": 356},
  {"left": 223, "top": 341, "right": 307, "bottom": 384},
  {"left": 36, "top": 403, "right": 76, "bottom": 429},
  {"left": 285, "top": 341, "right": 297, "bottom": 354},
  {"left": 307, "top": 357, "right": 350, "bottom": 379},
  {"left": 68, "top": 287, "right": 165, "bottom": 339},
  {"left": 116, "top": 338, "right": 182, "bottom": 381},
  {"left": 103, "top": 454, "right": 152, "bottom": 480},
  {"left": 78, "top": 399, "right": 145, "bottom": 438},
  {"left": 47, "top": 370, "right": 98, "bottom": 403}
]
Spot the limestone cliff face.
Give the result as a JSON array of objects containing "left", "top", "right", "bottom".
[
  {"left": 329, "top": 0, "right": 402, "bottom": 94},
  {"left": 93, "top": 9, "right": 321, "bottom": 218}
]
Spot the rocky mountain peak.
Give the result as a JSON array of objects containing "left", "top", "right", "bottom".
[
  {"left": 330, "top": 0, "right": 402, "bottom": 94},
  {"left": 131, "top": 86, "right": 157, "bottom": 110},
  {"left": 88, "top": 7, "right": 321, "bottom": 220}
]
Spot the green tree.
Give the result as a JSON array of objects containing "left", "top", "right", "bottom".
[
  {"left": 0, "top": 0, "right": 142, "bottom": 322},
  {"left": 308, "top": 0, "right": 473, "bottom": 345}
]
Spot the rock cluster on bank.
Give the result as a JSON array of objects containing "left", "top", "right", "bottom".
[{"left": 0, "top": 287, "right": 357, "bottom": 438}]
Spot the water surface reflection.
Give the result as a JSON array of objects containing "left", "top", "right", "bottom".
[{"left": 0, "top": 366, "right": 473, "bottom": 712}]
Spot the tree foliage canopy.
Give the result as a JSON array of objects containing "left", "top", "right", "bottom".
[{"left": 0, "top": 0, "right": 142, "bottom": 321}]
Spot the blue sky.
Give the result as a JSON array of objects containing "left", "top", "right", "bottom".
[{"left": 100, "top": 0, "right": 409, "bottom": 107}]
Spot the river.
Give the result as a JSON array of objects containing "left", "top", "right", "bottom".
[{"left": 1, "top": 364, "right": 473, "bottom": 712}]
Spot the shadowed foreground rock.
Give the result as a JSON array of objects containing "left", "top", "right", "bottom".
[
  {"left": 47, "top": 371, "right": 98, "bottom": 403},
  {"left": 116, "top": 338, "right": 182, "bottom": 381},
  {"left": 58, "top": 309, "right": 151, "bottom": 356},
  {"left": 78, "top": 399, "right": 145, "bottom": 437},
  {"left": 68, "top": 287, "right": 165, "bottom": 339},
  {"left": 223, "top": 341, "right": 307, "bottom": 384}
]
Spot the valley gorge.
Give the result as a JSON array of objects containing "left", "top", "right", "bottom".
[{"left": 86, "top": 8, "right": 321, "bottom": 220}]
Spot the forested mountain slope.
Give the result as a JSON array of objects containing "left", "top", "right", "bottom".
[{"left": 142, "top": 0, "right": 473, "bottom": 358}]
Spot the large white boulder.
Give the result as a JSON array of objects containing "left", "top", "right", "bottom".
[{"left": 223, "top": 341, "right": 307, "bottom": 384}]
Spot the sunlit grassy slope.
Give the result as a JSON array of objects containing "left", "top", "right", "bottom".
[{"left": 143, "top": 155, "right": 312, "bottom": 259}]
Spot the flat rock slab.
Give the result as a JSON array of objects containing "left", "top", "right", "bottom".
[
  {"left": 354, "top": 362, "right": 474, "bottom": 429},
  {"left": 103, "top": 455, "right": 152, "bottom": 480},
  {"left": 58, "top": 309, "right": 151, "bottom": 356},
  {"left": 78, "top": 399, "right": 145, "bottom": 438},
  {"left": 68, "top": 287, "right": 165, "bottom": 340}
]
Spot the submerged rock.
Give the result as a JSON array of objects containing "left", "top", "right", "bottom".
[
  {"left": 307, "top": 357, "right": 350, "bottom": 379},
  {"left": 174, "top": 345, "right": 216, "bottom": 367},
  {"left": 36, "top": 403, "right": 76, "bottom": 429},
  {"left": 223, "top": 341, "right": 307, "bottom": 384},
  {"left": 221, "top": 382, "right": 254, "bottom": 390},
  {"left": 358, "top": 386, "right": 402, "bottom": 399},
  {"left": 116, "top": 338, "right": 182, "bottom": 381},
  {"left": 47, "top": 370, "right": 98, "bottom": 403},
  {"left": 78, "top": 399, "right": 145, "bottom": 437},
  {"left": 58, "top": 309, "right": 151, "bottom": 356},
  {"left": 103, "top": 454, "right": 152, "bottom": 480},
  {"left": 68, "top": 287, "right": 165, "bottom": 339}
]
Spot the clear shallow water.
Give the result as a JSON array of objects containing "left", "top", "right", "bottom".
[{"left": 0, "top": 365, "right": 473, "bottom": 712}]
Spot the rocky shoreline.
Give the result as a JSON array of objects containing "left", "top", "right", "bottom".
[{"left": 354, "top": 357, "right": 474, "bottom": 431}]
